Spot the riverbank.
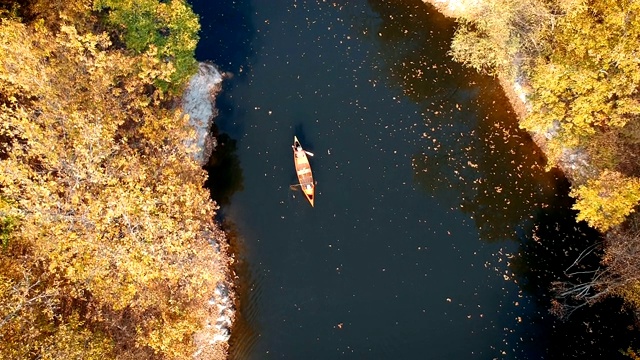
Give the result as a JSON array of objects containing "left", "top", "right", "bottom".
[
  {"left": 182, "top": 62, "right": 236, "bottom": 358},
  {"left": 423, "top": 0, "right": 592, "bottom": 182},
  {"left": 423, "top": 0, "right": 534, "bottom": 143},
  {"left": 186, "top": 1, "right": 640, "bottom": 357},
  {"left": 423, "top": 0, "right": 640, "bottom": 340},
  {"left": 0, "top": 1, "right": 237, "bottom": 358}
]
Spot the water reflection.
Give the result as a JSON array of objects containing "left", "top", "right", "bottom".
[
  {"left": 511, "top": 177, "right": 640, "bottom": 358},
  {"left": 368, "top": 0, "right": 557, "bottom": 242},
  {"left": 194, "top": 0, "right": 640, "bottom": 357},
  {"left": 191, "top": 0, "right": 254, "bottom": 140},
  {"left": 204, "top": 131, "right": 244, "bottom": 207},
  {"left": 369, "top": 2, "right": 640, "bottom": 357},
  {"left": 413, "top": 90, "right": 557, "bottom": 243},
  {"left": 221, "top": 221, "right": 262, "bottom": 360},
  {"left": 192, "top": 0, "right": 255, "bottom": 78}
]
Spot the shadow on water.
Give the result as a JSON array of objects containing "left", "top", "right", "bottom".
[
  {"left": 203, "top": 138, "right": 264, "bottom": 359},
  {"left": 512, "top": 176, "right": 640, "bottom": 359},
  {"left": 369, "top": 0, "right": 640, "bottom": 357},
  {"left": 220, "top": 221, "right": 264, "bottom": 360},
  {"left": 193, "top": 0, "right": 640, "bottom": 357},
  {"left": 368, "top": 0, "right": 557, "bottom": 243},
  {"left": 367, "top": 0, "right": 468, "bottom": 102},
  {"left": 202, "top": 132, "right": 260, "bottom": 358},
  {"left": 204, "top": 129, "right": 244, "bottom": 208},
  {"left": 191, "top": 0, "right": 254, "bottom": 75},
  {"left": 190, "top": 0, "right": 264, "bottom": 357},
  {"left": 191, "top": 0, "right": 254, "bottom": 139},
  {"left": 410, "top": 81, "right": 558, "bottom": 243},
  {"left": 292, "top": 123, "right": 315, "bottom": 150}
]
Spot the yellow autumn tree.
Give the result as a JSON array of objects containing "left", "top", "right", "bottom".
[
  {"left": 570, "top": 171, "right": 640, "bottom": 231},
  {"left": 0, "top": 1, "right": 229, "bottom": 359},
  {"left": 522, "top": 0, "right": 640, "bottom": 162},
  {"left": 449, "top": 0, "right": 551, "bottom": 76},
  {"left": 447, "top": 0, "right": 640, "bottom": 329}
]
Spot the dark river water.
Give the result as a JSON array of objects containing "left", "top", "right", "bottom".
[{"left": 192, "top": 0, "right": 640, "bottom": 358}]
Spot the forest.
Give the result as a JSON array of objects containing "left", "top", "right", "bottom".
[
  {"left": 0, "top": 0, "right": 229, "bottom": 359},
  {"left": 446, "top": 0, "right": 640, "bottom": 341}
]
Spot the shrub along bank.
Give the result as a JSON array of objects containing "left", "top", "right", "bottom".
[
  {"left": 0, "top": 1, "right": 230, "bottom": 359},
  {"left": 426, "top": 0, "right": 640, "bottom": 347}
]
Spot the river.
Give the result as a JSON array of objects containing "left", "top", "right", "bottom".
[{"left": 192, "top": 0, "right": 640, "bottom": 358}]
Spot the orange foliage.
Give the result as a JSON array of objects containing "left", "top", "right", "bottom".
[{"left": 0, "top": 2, "right": 228, "bottom": 359}]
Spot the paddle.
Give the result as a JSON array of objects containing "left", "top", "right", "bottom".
[
  {"left": 289, "top": 180, "right": 317, "bottom": 190},
  {"left": 292, "top": 144, "right": 314, "bottom": 157}
]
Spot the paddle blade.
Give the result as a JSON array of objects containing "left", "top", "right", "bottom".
[{"left": 305, "top": 150, "right": 314, "bottom": 157}]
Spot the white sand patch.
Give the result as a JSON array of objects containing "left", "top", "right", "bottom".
[
  {"left": 182, "top": 62, "right": 224, "bottom": 165},
  {"left": 434, "top": 0, "right": 478, "bottom": 12},
  {"left": 193, "top": 281, "right": 235, "bottom": 359}
]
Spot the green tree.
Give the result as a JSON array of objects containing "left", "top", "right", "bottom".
[{"left": 93, "top": 0, "right": 200, "bottom": 92}]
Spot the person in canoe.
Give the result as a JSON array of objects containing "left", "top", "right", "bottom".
[{"left": 292, "top": 136, "right": 315, "bottom": 206}]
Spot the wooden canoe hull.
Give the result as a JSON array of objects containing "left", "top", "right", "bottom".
[{"left": 293, "top": 136, "right": 315, "bottom": 207}]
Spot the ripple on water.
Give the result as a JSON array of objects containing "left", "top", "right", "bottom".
[{"left": 228, "top": 263, "right": 265, "bottom": 359}]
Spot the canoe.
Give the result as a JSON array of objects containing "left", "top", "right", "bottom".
[{"left": 293, "top": 136, "right": 315, "bottom": 207}]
